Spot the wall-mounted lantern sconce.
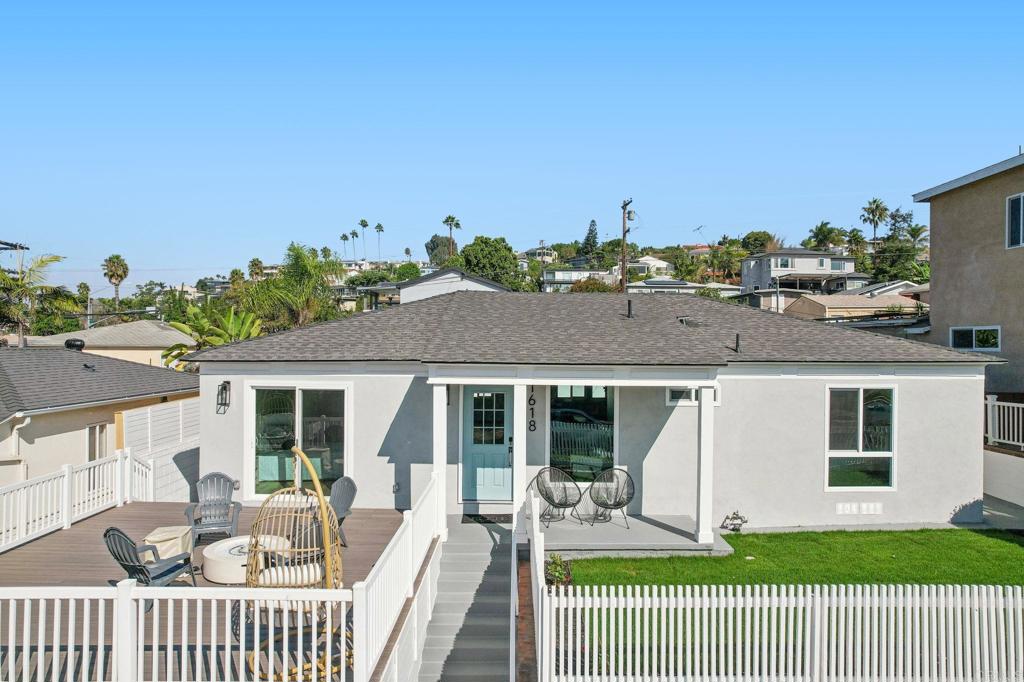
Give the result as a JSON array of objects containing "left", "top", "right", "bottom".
[{"left": 216, "top": 381, "right": 231, "bottom": 412}]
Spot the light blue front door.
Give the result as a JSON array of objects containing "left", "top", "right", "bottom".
[{"left": 462, "top": 386, "right": 513, "bottom": 501}]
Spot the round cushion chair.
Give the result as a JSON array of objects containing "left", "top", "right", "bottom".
[
  {"left": 588, "top": 467, "right": 635, "bottom": 528},
  {"left": 533, "top": 467, "right": 584, "bottom": 527}
]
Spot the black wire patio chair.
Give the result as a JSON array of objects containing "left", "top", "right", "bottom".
[
  {"left": 587, "top": 467, "right": 635, "bottom": 528},
  {"left": 533, "top": 467, "right": 583, "bottom": 527}
]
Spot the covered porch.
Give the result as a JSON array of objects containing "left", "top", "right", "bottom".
[{"left": 426, "top": 365, "right": 722, "bottom": 549}]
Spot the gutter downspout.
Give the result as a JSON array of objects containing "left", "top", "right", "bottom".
[{"left": 10, "top": 414, "right": 31, "bottom": 481}]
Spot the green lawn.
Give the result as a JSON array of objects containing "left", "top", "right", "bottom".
[{"left": 569, "top": 529, "right": 1024, "bottom": 586}]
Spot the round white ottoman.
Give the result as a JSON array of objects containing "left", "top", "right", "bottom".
[{"left": 202, "top": 535, "right": 289, "bottom": 585}]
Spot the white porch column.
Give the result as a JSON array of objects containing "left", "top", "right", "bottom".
[
  {"left": 432, "top": 383, "right": 448, "bottom": 541},
  {"left": 512, "top": 384, "right": 528, "bottom": 536},
  {"left": 695, "top": 385, "right": 715, "bottom": 545}
]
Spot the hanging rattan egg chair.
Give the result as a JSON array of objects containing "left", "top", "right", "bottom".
[{"left": 242, "top": 446, "right": 346, "bottom": 680}]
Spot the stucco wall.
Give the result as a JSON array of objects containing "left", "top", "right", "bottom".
[
  {"left": 0, "top": 392, "right": 196, "bottom": 486},
  {"left": 926, "top": 164, "right": 1024, "bottom": 393},
  {"left": 984, "top": 450, "right": 1024, "bottom": 507}
]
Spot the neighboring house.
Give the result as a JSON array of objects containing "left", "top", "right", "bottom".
[
  {"left": 913, "top": 153, "right": 1024, "bottom": 395},
  {"left": 902, "top": 282, "right": 930, "bottom": 305},
  {"left": 784, "top": 294, "right": 927, "bottom": 320},
  {"left": 741, "top": 249, "right": 857, "bottom": 294},
  {"left": 0, "top": 347, "right": 198, "bottom": 486},
  {"left": 846, "top": 280, "right": 920, "bottom": 298},
  {"left": 540, "top": 268, "right": 612, "bottom": 292},
  {"left": 635, "top": 255, "right": 674, "bottom": 275},
  {"left": 821, "top": 272, "right": 872, "bottom": 294},
  {"left": 357, "top": 267, "right": 507, "bottom": 308},
  {"left": 625, "top": 278, "right": 741, "bottom": 296},
  {"left": 192, "top": 291, "right": 991, "bottom": 538},
  {"left": 196, "top": 277, "right": 231, "bottom": 298},
  {"left": 520, "top": 245, "right": 558, "bottom": 264},
  {"left": 26, "top": 320, "right": 196, "bottom": 367},
  {"left": 738, "top": 287, "right": 809, "bottom": 313}
]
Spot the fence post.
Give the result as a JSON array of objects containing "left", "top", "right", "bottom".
[
  {"left": 115, "top": 578, "right": 138, "bottom": 682},
  {"left": 147, "top": 458, "right": 156, "bottom": 501},
  {"left": 352, "top": 581, "right": 368, "bottom": 682},
  {"left": 61, "top": 464, "right": 74, "bottom": 529},
  {"left": 115, "top": 449, "right": 125, "bottom": 507},
  {"left": 404, "top": 510, "right": 416, "bottom": 598},
  {"left": 986, "top": 394, "right": 998, "bottom": 445}
]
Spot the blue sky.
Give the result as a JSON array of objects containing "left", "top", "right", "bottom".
[{"left": 2, "top": 2, "right": 1022, "bottom": 294}]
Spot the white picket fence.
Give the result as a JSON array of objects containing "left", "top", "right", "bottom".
[
  {"left": 524, "top": 492, "right": 1024, "bottom": 682},
  {"left": 0, "top": 450, "right": 153, "bottom": 554},
  {"left": 352, "top": 471, "right": 442, "bottom": 682},
  {"left": 0, "top": 581, "right": 352, "bottom": 681},
  {"left": 988, "top": 395, "right": 1024, "bottom": 450}
]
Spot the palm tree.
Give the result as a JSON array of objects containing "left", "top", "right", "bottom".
[
  {"left": 350, "top": 230, "right": 360, "bottom": 259},
  {"left": 846, "top": 228, "right": 867, "bottom": 251},
  {"left": 229, "top": 268, "right": 245, "bottom": 288},
  {"left": 374, "top": 223, "right": 384, "bottom": 264},
  {"left": 339, "top": 233, "right": 349, "bottom": 258},
  {"left": 404, "top": 247, "right": 412, "bottom": 261},
  {"left": 907, "top": 225, "right": 930, "bottom": 249},
  {"left": 242, "top": 243, "right": 347, "bottom": 329},
  {"left": 0, "top": 255, "right": 79, "bottom": 346},
  {"left": 248, "top": 258, "right": 264, "bottom": 280},
  {"left": 358, "top": 219, "right": 369, "bottom": 259},
  {"left": 101, "top": 254, "right": 129, "bottom": 311},
  {"left": 807, "top": 221, "right": 847, "bottom": 250},
  {"left": 442, "top": 215, "right": 461, "bottom": 259},
  {"left": 860, "top": 198, "right": 890, "bottom": 242}
]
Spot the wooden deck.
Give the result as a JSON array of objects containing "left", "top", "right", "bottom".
[{"left": 0, "top": 501, "right": 403, "bottom": 587}]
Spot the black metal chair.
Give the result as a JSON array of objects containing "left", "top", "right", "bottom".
[
  {"left": 587, "top": 467, "right": 635, "bottom": 528},
  {"left": 103, "top": 527, "right": 197, "bottom": 586},
  {"left": 185, "top": 472, "right": 242, "bottom": 546},
  {"left": 533, "top": 467, "right": 583, "bottom": 527},
  {"left": 328, "top": 476, "right": 357, "bottom": 547}
]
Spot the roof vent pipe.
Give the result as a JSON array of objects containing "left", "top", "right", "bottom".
[
  {"left": 734, "top": 333, "right": 741, "bottom": 353},
  {"left": 626, "top": 299, "right": 633, "bottom": 319},
  {"left": 65, "top": 338, "right": 85, "bottom": 351}
]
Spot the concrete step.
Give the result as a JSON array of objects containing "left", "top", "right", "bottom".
[
  {"left": 423, "top": 633, "right": 509, "bottom": 652},
  {"left": 417, "top": 658, "right": 510, "bottom": 681},
  {"left": 428, "top": 611, "right": 509, "bottom": 627},
  {"left": 432, "top": 601, "right": 510, "bottom": 616},
  {"left": 421, "top": 643, "right": 509, "bottom": 665},
  {"left": 420, "top": 619, "right": 509, "bottom": 639},
  {"left": 438, "top": 579, "right": 509, "bottom": 596}
]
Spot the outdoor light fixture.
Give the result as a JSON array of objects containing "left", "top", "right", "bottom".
[{"left": 217, "top": 381, "right": 231, "bottom": 411}]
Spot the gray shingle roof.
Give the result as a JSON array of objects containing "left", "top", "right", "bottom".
[
  {"left": 187, "top": 291, "right": 993, "bottom": 366},
  {"left": 26, "top": 320, "right": 195, "bottom": 349},
  {"left": 361, "top": 267, "right": 508, "bottom": 293},
  {"left": 0, "top": 348, "right": 199, "bottom": 423}
]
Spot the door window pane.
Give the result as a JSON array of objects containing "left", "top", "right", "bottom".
[
  {"left": 473, "top": 392, "right": 505, "bottom": 445},
  {"left": 550, "top": 386, "right": 614, "bottom": 482},
  {"left": 828, "top": 457, "right": 892, "bottom": 487},
  {"left": 255, "top": 389, "right": 296, "bottom": 494},
  {"left": 862, "top": 389, "right": 893, "bottom": 453},
  {"left": 828, "top": 389, "right": 859, "bottom": 451},
  {"left": 300, "top": 389, "right": 345, "bottom": 487}
]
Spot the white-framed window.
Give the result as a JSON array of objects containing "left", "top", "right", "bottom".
[
  {"left": 1008, "top": 193, "right": 1023, "bottom": 249},
  {"left": 665, "top": 386, "right": 720, "bottom": 406},
  {"left": 549, "top": 385, "right": 615, "bottom": 483},
  {"left": 249, "top": 382, "right": 352, "bottom": 497},
  {"left": 776, "top": 257, "right": 792, "bottom": 269},
  {"left": 826, "top": 387, "right": 895, "bottom": 490},
  {"left": 830, "top": 260, "right": 845, "bottom": 271},
  {"left": 818, "top": 258, "right": 826, "bottom": 268},
  {"left": 87, "top": 423, "right": 107, "bottom": 461},
  {"left": 949, "top": 325, "right": 1001, "bottom": 352}
]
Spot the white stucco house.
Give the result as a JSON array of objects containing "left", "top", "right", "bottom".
[
  {"left": 357, "top": 267, "right": 507, "bottom": 308},
  {"left": 190, "top": 291, "right": 994, "bottom": 547}
]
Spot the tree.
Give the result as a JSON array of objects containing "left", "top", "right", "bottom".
[
  {"left": 580, "top": 220, "right": 599, "bottom": 260},
  {"left": 76, "top": 282, "right": 91, "bottom": 306},
  {"left": 347, "top": 269, "right": 392, "bottom": 287},
  {"left": 860, "top": 198, "right": 890, "bottom": 242},
  {"left": 442, "top": 215, "right": 461, "bottom": 259},
  {"left": 568, "top": 277, "right": 615, "bottom": 293},
  {"left": 461, "top": 236, "right": 525, "bottom": 289},
  {"left": 350, "top": 229, "right": 360, "bottom": 259},
  {"left": 320, "top": 246, "right": 333, "bottom": 261},
  {"left": 339, "top": 233, "right": 349, "bottom": 258},
  {"left": 374, "top": 223, "right": 384, "bottom": 263},
  {"left": 871, "top": 237, "right": 920, "bottom": 283},
  {"left": 425, "top": 234, "right": 455, "bottom": 265},
  {"left": 229, "top": 268, "right": 245, "bottom": 288},
  {"left": 804, "top": 221, "right": 847, "bottom": 250},
  {"left": 102, "top": 254, "right": 129, "bottom": 311},
  {"left": 672, "top": 251, "right": 709, "bottom": 282},
  {"left": 695, "top": 287, "right": 723, "bottom": 300},
  {"left": 886, "top": 207, "right": 915, "bottom": 240},
  {"left": 741, "top": 230, "right": 774, "bottom": 253},
  {"left": 394, "top": 262, "right": 421, "bottom": 281},
  {"left": 242, "top": 243, "right": 348, "bottom": 329},
  {"left": 404, "top": 247, "right": 412, "bottom": 261},
  {"left": 358, "top": 219, "right": 369, "bottom": 259},
  {"left": 162, "top": 305, "right": 263, "bottom": 369},
  {"left": 549, "top": 241, "right": 579, "bottom": 261},
  {"left": 907, "top": 225, "right": 929, "bottom": 249},
  {"left": 845, "top": 228, "right": 872, "bottom": 274},
  {"left": 0, "top": 255, "right": 79, "bottom": 346},
  {"left": 248, "top": 258, "right": 264, "bottom": 280}
]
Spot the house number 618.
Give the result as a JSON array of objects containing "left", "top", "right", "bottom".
[{"left": 528, "top": 386, "right": 537, "bottom": 431}]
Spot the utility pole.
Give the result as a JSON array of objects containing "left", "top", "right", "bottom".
[{"left": 619, "top": 198, "right": 634, "bottom": 291}]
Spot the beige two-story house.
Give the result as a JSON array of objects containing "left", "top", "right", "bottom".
[{"left": 914, "top": 153, "right": 1024, "bottom": 396}]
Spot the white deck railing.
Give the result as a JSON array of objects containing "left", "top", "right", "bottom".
[
  {"left": 988, "top": 395, "right": 1024, "bottom": 450},
  {"left": 351, "top": 471, "right": 442, "bottom": 682},
  {"left": 0, "top": 581, "right": 353, "bottom": 681},
  {"left": 0, "top": 449, "right": 154, "bottom": 554}
]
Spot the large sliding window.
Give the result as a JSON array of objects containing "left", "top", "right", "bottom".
[
  {"left": 550, "top": 385, "right": 614, "bottom": 482},
  {"left": 254, "top": 387, "right": 346, "bottom": 494},
  {"left": 827, "top": 387, "right": 895, "bottom": 489}
]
